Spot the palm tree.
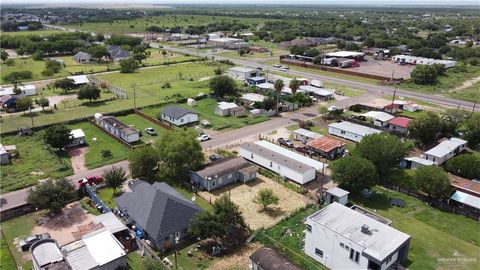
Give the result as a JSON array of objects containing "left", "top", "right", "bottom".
[
  {"left": 273, "top": 79, "right": 284, "bottom": 115},
  {"left": 289, "top": 78, "right": 300, "bottom": 95}
]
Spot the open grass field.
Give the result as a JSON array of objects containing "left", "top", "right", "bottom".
[
  {"left": 350, "top": 186, "right": 480, "bottom": 270},
  {"left": 0, "top": 50, "right": 199, "bottom": 84},
  {"left": 0, "top": 211, "right": 44, "bottom": 270},
  {"left": 67, "top": 121, "right": 129, "bottom": 169},
  {"left": 141, "top": 98, "right": 270, "bottom": 131},
  {"left": 447, "top": 82, "right": 480, "bottom": 102},
  {"left": 0, "top": 232, "right": 17, "bottom": 270},
  {"left": 0, "top": 29, "right": 62, "bottom": 37},
  {"left": 67, "top": 15, "right": 275, "bottom": 35},
  {"left": 0, "top": 134, "right": 72, "bottom": 193}
]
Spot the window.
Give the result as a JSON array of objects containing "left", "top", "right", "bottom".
[
  {"left": 306, "top": 224, "right": 312, "bottom": 232},
  {"left": 270, "top": 161, "right": 273, "bottom": 167},
  {"left": 340, "top": 243, "right": 344, "bottom": 248},
  {"left": 341, "top": 130, "right": 346, "bottom": 134},
  {"left": 181, "top": 118, "right": 184, "bottom": 122},
  {"left": 315, "top": 248, "right": 323, "bottom": 258},
  {"left": 355, "top": 251, "right": 360, "bottom": 263},
  {"left": 345, "top": 246, "right": 350, "bottom": 251},
  {"left": 228, "top": 174, "right": 233, "bottom": 179},
  {"left": 250, "top": 153, "right": 253, "bottom": 159},
  {"left": 212, "top": 181, "right": 216, "bottom": 187},
  {"left": 349, "top": 249, "right": 354, "bottom": 260},
  {"left": 386, "top": 256, "right": 392, "bottom": 264}
]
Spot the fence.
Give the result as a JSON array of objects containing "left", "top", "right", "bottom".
[
  {"left": 84, "top": 185, "right": 111, "bottom": 213},
  {"left": 133, "top": 109, "right": 173, "bottom": 131},
  {"left": 89, "top": 76, "right": 128, "bottom": 99}
]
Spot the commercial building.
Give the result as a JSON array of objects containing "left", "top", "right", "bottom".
[
  {"left": 94, "top": 113, "right": 140, "bottom": 143},
  {"left": 207, "top": 37, "right": 248, "bottom": 49},
  {"left": 190, "top": 157, "right": 257, "bottom": 191},
  {"left": 239, "top": 140, "right": 326, "bottom": 185},
  {"left": 228, "top": 67, "right": 259, "bottom": 80},
  {"left": 305, "top": 203, "right": 411, "bottom": 270},
  {"left": 299, "top": 85, "right": 334, "bottom": 100},
  {"left": 328, "top": 121, "right": 382, "bottom": 142},
  {"left": 324, "top": 51, "right": 365, "bottom": 60},
  {"left": 423, "top": 138, "right": 468, "bottom": 165}
]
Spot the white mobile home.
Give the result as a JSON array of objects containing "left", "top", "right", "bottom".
[
  {"left": 228, "top": 67, "right": 259, "bottom": 80},
  {"left": 305, "top": 203, "right": 411, "bottom": 270},
  {"left": 0, "top": 84, "right": 36, "bottom": 96},
  {"left": 293, "top": 128, "right": 319, "bottom": 143},
  {"left": 362, "top": 111, "right": 395, "bottom": 127},
  {"left": 94, "top": 113, "right": 140, "bottom": 143},
  {"left": 328, "top": 121, "right": 382, "bottom": 142},
  {"left": 404, "top": 156, "right": 434, "bottom": 170},
  {"left": 423, "top": 138, "right": 467, "bottom": 165},
  {"left": 239, "top": 140, "right": 326, "bottom": 185}
]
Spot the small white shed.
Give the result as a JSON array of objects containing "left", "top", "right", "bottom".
[
  {"left": 187, "top": 98, "right": 197, "bottom": 107},
  {"left": 324, "top": 187, "right": 349, "bottom": 205},
  {"left": 293, "top": 128, "right": 319, "bottom": 143}
]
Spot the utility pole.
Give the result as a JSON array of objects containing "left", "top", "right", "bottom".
[
  {"left": 131, "top": 83, "right": 137, "bottom": 109},
  {"left": 472, "top": 97, "right": 477, "bottom": 115},
  {"left": 29, "top": 106, "right": 35, "bottom": 130}
]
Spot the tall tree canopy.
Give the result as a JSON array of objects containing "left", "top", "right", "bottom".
[
  {"left": 27, "top": 179, "right": 76, "bottom": 213},
  {"left": 209, "top": 75, "right": 237, "bottom": 98},
  {"left": 408, "top": 112, "right": 441, "bottom": 146},
  {"left": 331, "top": 155, "right": 378, "bottom": 192},
  {"left": 415, "top": 166, "right": 452, "bottom": 199},
  {"left": 42, "top": 124, "right": 73, "bottom": 150}
]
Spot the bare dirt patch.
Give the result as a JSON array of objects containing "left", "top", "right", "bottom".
[
  {"left": 30, "top": 202, "right": 96, "bottom": 246},
  {"left": 68, "top": 146, "right": 89, "bottom": 174},
  {"left": 450, "top": 76, "right": 480, "bottom": 92},
  {"left": 199, "top": 175, "right": 311, "bottom": 230},
  {"left": 209, "top": 243, "right": 262, "bottom": 270}
]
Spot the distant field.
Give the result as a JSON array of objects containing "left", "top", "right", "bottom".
[
  {"left": 447, "top": 82, "right": 480, "bottom": 102},
  {"left": 0, "top": 29, "right": 62, "bottom": 37},
  {"left": 66, "top": 14, "right": 275, "bottom": 35}
]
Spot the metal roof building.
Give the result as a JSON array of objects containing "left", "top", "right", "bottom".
[
  {"left": 328, "top": 121, "right": 382, "bottom": 142},
  {"left": 423, "top": 138, "right": 468, "bottom": 165}
]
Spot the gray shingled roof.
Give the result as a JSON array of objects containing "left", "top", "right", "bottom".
[
  {"left": 74, "top": 51, "right": 91, "bottom": 60},
  {"left": 195, "top": 157, "right": 255, "bottom": 179},
  {"left": 161, "top": 106, "right": 197, "bottom": 120},
  {"left": 107, "top": 45, "right": 131, "bottom": 60},
  {"left": 114, "top": 181, "right": 201, "bottom": 248}
]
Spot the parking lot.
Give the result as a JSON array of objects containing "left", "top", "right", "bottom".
[{"left": 348, "top": 56, "right": 414, "bottom": 79}]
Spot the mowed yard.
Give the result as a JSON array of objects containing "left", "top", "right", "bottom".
[
  {"left": 116, "top": 113, "right": 170, "bottom": 144},
  {"left": 0, "top": 134, "right": 72, "bottom": 193},
  {"left": 198, "top": 174, "right": 311, "bottom": 230}
]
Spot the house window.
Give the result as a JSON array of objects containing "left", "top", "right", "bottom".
[
  {"left": 270, "top": 161, "right": 273, "bottom": 167},
  {"left": 341, "top": 130, "right": 346, "bottom": 134},
  {"left": 212, "top": 181, "right": 216, "bottom": 187},
  {"left": 355, "top": 251, "right": 360, "bottom": 263},
  {"left": 228, "top": 174, "right": 233, "bottom": 179},
  {"left": 433, "top": 158, "right": 436, "bottom": 162},
  {"left": 181, "top": 118, "right": 184, "bottom": 122},
  {"left": 306, "top": 224, "right": 312, "bottom": 232},
  {"left": 349, "top": 249, "right": 354, "bottom": 260},
  {"left": 345, "top": 245, "right": 350, "bottom": 251},
  {"left": 315, "top": 248, "right": 323, "bottom": 258},
  {"left": 251, "top": 153, "right": 253, "bottom": 159},
  {"left": 340, "top": 243, "right": 344, "bottom": 248}
]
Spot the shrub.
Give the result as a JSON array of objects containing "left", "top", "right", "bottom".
[
  {"left": 41, "top": 68, "right": 54, "bottom": 76},
  {"left": 445, "top": 154, "right": 480, "bottom": 179},
  {"left": 5, "top": 58, "right": 15, "bottom": 66},
  {"left": 101, "top": 149, "right": 112, "bottom": 158}
]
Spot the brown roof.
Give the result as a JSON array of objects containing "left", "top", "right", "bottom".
[
  {"left": 250, "top": 247, "right": 302, "bottom": 270},
  {"left": 449, "top": 174, "right": 480, "bottom": 197},
  {"left": 307, "top": 137, "right": 345, "bottom": 153},
  {"left": 195, "top": 157, "right": 256, "bottom": 179}
]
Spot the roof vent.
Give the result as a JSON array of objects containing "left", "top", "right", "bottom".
[{"left": 361, "top": 224, "right": 370, "bottom": 234}]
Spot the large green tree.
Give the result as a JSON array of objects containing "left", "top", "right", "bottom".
[
  {"left": 155, "top": 129, "right": 204, "bottom": 181},
  {"left": 119, "top": 58, "right": 139, "bottom": 73},
  {"left": 408, "top": 112, "right": 442, "bottom": 146},
  {"left": 209, "top": 75, "right": 237, "bottom": 98},
  {"left": 128, "top": 146, "right": 159, "bottom": 178},
  {"left": 34, "top": 97, "right": 50, "bottom": 110},
  {"left": 77, "top": 84, "right": 101, "bottom": 102},
  {"left": 253, "top": 188, "right": 279, "bottom": 211},
  {"left": 410, "top": 65, "right": 438, "bottom": 85},
  {"left": 88, "top": 45, "right": 109, "bottom": 61},
  {"left": 415, "top": 166, "right": 452, "bottom": 199},
  {"left": 1, "top": 50, "right": 8, "bottom": 62},
  {"left": 289, "top": 78, "right": 300, "bottom": 95},
  {"left": 464, "top": 113, "right": 480, "bottom": 148},
  {"left": 103, "top": 166, "right": 127, "bottom": 195},
  {"left": 331, "top": 155, "right": 378, "bottom": 192},
  {"left": 26, "top": 179, "right": 76, "bottom": 213},
  {"left": 355, "top": 133, "right": 408, "bottom": 180},
  {"left": 446, "top": 154, "right": 480, "bottom": 179},
  {"left": 42, "top": 124, "right": 73, "bottom": 150},
  {"left": 441, "top": 109, "right": 467, "bottom": 137},
  {"left": 15, "top": 96, "right": 32, "bottom": 112}
]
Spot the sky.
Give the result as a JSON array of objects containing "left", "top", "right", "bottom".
[{"left": 1, "top": 0, "right": 479, "bottom": 6}]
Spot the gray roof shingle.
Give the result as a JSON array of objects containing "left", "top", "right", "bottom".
[
  {"left": 74, "top": 51, "right": 91, "bottom": 60},
  {"left": 107, "top": 45, "right": 131, "bottom": 60},
  {"left": 195, "top": 157, "right": 256, "bottom": 180},
  {"left": 161, "top": 106, "right": 197, "bottom": 120}
]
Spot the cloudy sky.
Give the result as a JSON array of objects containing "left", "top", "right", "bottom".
[{"left": 1, "top": 0, "right": 479, "bottom": 5}]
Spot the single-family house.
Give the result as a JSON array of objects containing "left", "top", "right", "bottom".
[
  {"left": 107, "top": 45, "right": 131, "bottom": 61},
  {"left": 246, "top": 76, "right": 267, "bottom": 85},
  {"left": 389, "top": 117, "right": 411, "bottom": 134},
  {"left": 190, "top": 157, "right": 257, "bottom": 191},
  {"left": 362, "top": 111, "right": 395, "bottom": 127},
  {"left": 115, "top": 181, "right": 202, "bottom": 250},
  {"left": 323, "top": 187, "right": 350, "bottom": 205},
  {"left": 0, "top": 95, "right": 16, "bottom": 110},
  {"left": 249, "top": 247, "right": 302, "bottom": 270},
  {"left": 423, "top": 138, "right": 468, "bottom": 165},
  {"left": 94, "top": 113, "right": 140, "bottom": 143},
  {"left": 328, "top": 121, "right": 382, "bottom": 142},
  {"left": 293, "top": 128, "right": 319, "bottom": 143},
  {"left": 404, "top": 156, "right": 434, "bottom": 170},
  {"left": 299, "top": 85, "right": 334, "bottom": 100},
  {"left": 215, "top": 102, "right": 246, "bottom": 117},
  {"left": 239, "top": 140, "right": 327, "bottom": 185},
  {"left": 241, "top": 93, "right": 266, "bottom": 107},
  {"left": 67, "top": 75, "right": 90, "bottom": 85},
  {"left": 74, "top": 51, "right": 91, "bottom": 63},
  {"left": 61, "top": 229, "right": 127, "bottom": 270},
  {"left": 66, "top": 128, "right": 86, "bottom": 148},
  {"left": 307, "top": 137, "right": 346, "bottom": 159},
  {"left": 228, "top": 67, "right": 259, "bottom": 80},
  {"left": 305, "top": 203, "right": 411, "bottom": 270},
  {"left": 160, "top": 106, "right": 199, "bottom": 126}
]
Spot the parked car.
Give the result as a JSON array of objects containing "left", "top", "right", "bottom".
[
  {"left": 197, "top": 134, "right": 210, "bottom": 142},
  {"left": 209, "top": 154, "right": 223, "bottom": 162},
  {"left": 279, "top": 68, "right": 288, "bottom": 72},
  {"left": 281, "top": 65, "right": 289, "bottom": 69},
  {"left": 295, "top": 146, "right": 315, "bottom": 155},
  {"left": 327, "top": 105, "right": 337, "bottom": 112},
  {"left": 78, "top": 175, "right": 103, "bottom": 187},
  {"left": 144, "top": 127, "right": 157, "bottom": 136},
  {"left": 272, "top": 64, "right": 281, "bottom": 68},
  {"left": 277, "top": 138, "right": 294, "bottom": 148},
  {"left": 20, "top": 233, "right": 51, "bottom": 251}
]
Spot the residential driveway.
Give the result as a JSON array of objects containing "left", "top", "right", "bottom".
[{"left": 68, "top": 146, "right": 89, "bottom": 174}]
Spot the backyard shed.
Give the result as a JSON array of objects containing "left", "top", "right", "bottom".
[
  {"left": 66, "top": 128, "right": 86, "bottom": 148},
  {"left": 293, "top": 128, "right": 319, "bottom": 143},
  {"left": 187, "top": 98, "right": 197, "bottom": 107},
  {"left": 324, "top": 187, "right": 350, "bottom": 205}
]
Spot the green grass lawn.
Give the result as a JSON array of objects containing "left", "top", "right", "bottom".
[
  {"left": 165, "top": 243, "right": 213, "bottom": 270},
  {"left": 141, "top": 98, "right": 270, "bottom": 131},
  {"left": 0, "top": 134, "right": 72, "bottom": 193},
  {"left": 397, "top": 109, "right": 430, "bottom": 120},
  {"left": 0, "top": 233, "right": 17, "bottom": 270},
  {"left": 256, "top": 205, "right": 326, "bottom": 270},
  {"left": 1, "top": 211, "right": 44, "bottom": 270},
  {"left": 116, "top": 114, "right": 170, "bottom": 144},
  {"left": 323, "top": 82, "right": 366, "bottom": 97},
  {"left": 350, "top": 186, "right": 480, "bottom": 270},
  {"left": 1, "top": 29, "right": 62, "bottom": 37},
  {"left": 126, "top": 251, "right": 144, "bottom": 270},
  {"left": 67, "top": 121, "right": 129, "bottom": 169},
  {"left": 66, "top": 15, "right": 274, "bottom": 35},
  {"left": 97, "top": 187, "right": 120, "bottom": 209},
  {"left": 447, "top": 82, "right": 480, "bottom": 102}
]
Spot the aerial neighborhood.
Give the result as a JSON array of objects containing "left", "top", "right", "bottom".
[{"left": 0, "top": 2, "right": 479, "bottom": 270}]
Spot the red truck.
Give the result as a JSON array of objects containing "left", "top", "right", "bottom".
[{"left": 78, "top": 176, "right": 103, "bottom": 188}]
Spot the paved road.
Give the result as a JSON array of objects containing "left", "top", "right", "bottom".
[{"left": 156, "top": 44, "right": 476, "bottom": 110}]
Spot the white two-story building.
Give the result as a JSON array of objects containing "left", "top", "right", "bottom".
[{"left": 305, "top": 203, "right": 411, "bottom": 270}]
